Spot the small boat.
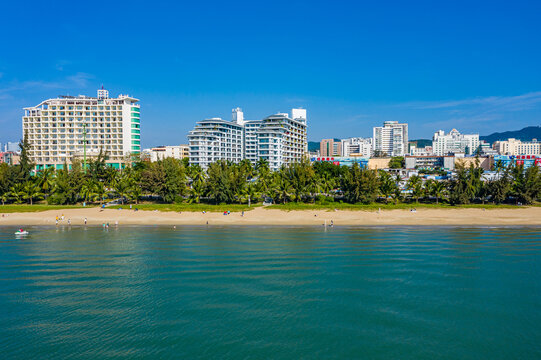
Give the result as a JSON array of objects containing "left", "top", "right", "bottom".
[{"left": 15, "top": 230, "right": 29, "bottom": 236}]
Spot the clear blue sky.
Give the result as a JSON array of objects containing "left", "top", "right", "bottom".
[{"left": 1, "top": 0, "right": 540, "bottom": 147}]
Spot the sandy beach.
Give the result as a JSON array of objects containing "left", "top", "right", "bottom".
[{"left": 1, "top": 206, "right": 541, "bottom": 226}]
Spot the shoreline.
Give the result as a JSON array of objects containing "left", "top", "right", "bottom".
[{"left": 2, "top": 207, "right": 541, "bottom": 226}]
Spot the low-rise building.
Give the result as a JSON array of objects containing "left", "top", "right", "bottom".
[
  {"left": 405, "top": 155, "right": 455, "bottom": 170},
  {"left": 455, "top": 156, "right": 494, "bottom": 171},
  {"left": 494, "top": 155, "right": 541, "bottom": 169},
  {"left": 310, "top": 156, "right": 369, "bottom": 168},
  {"left": 409, "top": 145, "right": 433, "bottom": 156},
  {"left": 0, "top": 152, "right": 20, "bottom": 165},
  {"left": 147, "top": 145, "right": 189, "bottom": 162},
  {"left": 341, "top": 137, "right": 372, "bottom": 157}
]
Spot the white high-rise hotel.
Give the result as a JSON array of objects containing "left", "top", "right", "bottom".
[
  {"left": 188, "top": 108, "right": 307, "bottom": 170},
  {"left": 373, "top": 121, "right": 408, "bottom": 156},
  {"left": 22, "top": 88, "right": 140, "bottom": 170}
]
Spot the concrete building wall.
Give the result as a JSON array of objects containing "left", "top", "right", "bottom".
[
  {"left": 455, "top": 156, "right": 494, "bottom": 170},
  {"left": 368, "top": 158, "right": 390, "bottom": 169}
]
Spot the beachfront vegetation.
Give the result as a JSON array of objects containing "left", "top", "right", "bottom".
[{"left": 1, "top": 139, "right": 541, "bottom": 208}]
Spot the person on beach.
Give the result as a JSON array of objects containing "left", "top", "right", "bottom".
[
  {"left": 56, "top": 219, "right": 58, "bottom": 226},
  {"left": 115, "top": 220, "right": 118, "bottom": 226},
  {"left": 242, "top": 211, "right": 244, "bottom": 217},
  {"left": 61, "top": 214, "right": 64, "bottom": 220},
  {"left": 84, "top": 218, "right": 87, "bottom": 225},
  {"left": 330, "top": 220, "right": 334, "bottom": 227},
  {"left": 68, "top": 219, "right": 71, "bottom": 225}
]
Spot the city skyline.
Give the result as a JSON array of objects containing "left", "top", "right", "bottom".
[{"left": 1, "top": 1, "right": 541, "bottom": 147}]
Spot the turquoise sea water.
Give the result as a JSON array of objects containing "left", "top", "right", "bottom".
[{"left": 0, "top": 226, "right": 540, "bottom": 359}]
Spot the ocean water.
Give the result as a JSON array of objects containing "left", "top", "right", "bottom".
[{"left": 0, "top": 225, "right": 540, "bottom": 359}]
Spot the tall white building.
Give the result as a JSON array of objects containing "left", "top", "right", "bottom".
[
  {"left": 187, "top": 117, "right": 244, "bottom": 169},
  {"left": 188, "top": 108, "right": 307, "bottom": 170},
  {"left": 22, "top": 88, "right": 140, "bottom": 170},
  {"left": 341, "top": 137, "right": 373, "bottom": 157},
  {"left": 373, "top": 121, "right": 408, "bottom": 157},
  {"left": 432, "top": 129, "right": 479, "bottom": 155},
  {"left": 257, "top": 110, "right": 307, "bottom": 171}
]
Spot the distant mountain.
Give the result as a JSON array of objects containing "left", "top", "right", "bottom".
[
  {"left": 410, "top": 139, "right": 432, "bottom": 147},
  {"left": 481, "top": 126, "right": 541, "bottom": 143},
  {"left": 308, "top": 141, "right": 320, "bottom": 152}
]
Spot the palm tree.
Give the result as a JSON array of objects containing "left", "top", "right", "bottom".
[
  {"left": 22, "top": 181, "right": 43, "bottom": 205},
  {"left": 114, "top": 177, "right": 131, "bottom": 204},
  {"left": 407, "top": 175, "right": 423, "bottom": 203},
  {"left": 378, "top": 171, "right": 397, "bottom": 204},
  {"left": 274, "top": 174, "right": 292, "bottom": 204},
  {"left": 431, "top": 181, "right": 447, "bottom": 204},
  {"left": 0, "top": 191, "right": 9, "bottom": 205},
  {"left": 80, "top": 181, "right": 98, "bottom": 204},
  {"left": 130, "top": 185, "right": 143, "bottom": 205},
  {"left": 9, "top": 184, "right": 24, "bottom": 204},
  {"left": 36, "top": 167, "right": 55, "bottom": 197},
  {"left": 244, "top": 182, "right": 259, "bottom": 207},
  {"left": 94, "top": 181, "right": 107, "bottom": 204}
]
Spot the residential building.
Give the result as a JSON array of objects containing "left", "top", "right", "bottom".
[
  {"left": 493, "top": 138, "right": 541, "bottom": 156},
  {"left": 432, "top": 129, "right": 479, "bottom": 156},
  {"left": 409, "top": 145, "right": 433, "bottom": 156},
  {"left": 147, "top": 145, "right": 189, "bottom": 162},
  {"left": 188, "top": 107, "right": 307, "bottom": 170},
  {"left": 341, "top": 137, "right": 372, "bottom": 157},
  {"left": 234, "top": 107, "right": 263, "bottom": 164},
  {"left": 405, "top": 155, "right": 455, "bottom": 170},
  {"left": 320, "top": 139, "right": 342, "bottom": 157},
  {"left": 188, "top": 117, "right": 244, "bottom": 169},
  {"left": 22, "top": 88, "right": 140, "bottom": 170},
  {"left": 0, "top": 152, "right": 20, "bottom": 165},
  {"left": 373, "top": 121, "right": 408, "bottom": 157},
  {"left": 257, "top": 109, "right": 307, "bottom": 171}
]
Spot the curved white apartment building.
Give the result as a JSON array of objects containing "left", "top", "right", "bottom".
[
  {"left": 188, "top": 108, "right": 307, "bottom": 170},
  {"left": 22, "top": 88, "right": 140, "bottom": 170}
]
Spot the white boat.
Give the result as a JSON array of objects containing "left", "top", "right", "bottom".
[{"left": 15, "top": 231, "right": 29, "bottom": 235}]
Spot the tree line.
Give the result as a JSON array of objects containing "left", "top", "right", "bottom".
[{"left": 1, "top": 142, "right": 540, "bottom": 206}]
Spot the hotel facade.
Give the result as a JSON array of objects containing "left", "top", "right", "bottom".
[
  {"left": 188, "top": 108, "right": 307, "bottom": 170},
  {"left": 22, "top": 88, "right": 140, "bottom": 170}
]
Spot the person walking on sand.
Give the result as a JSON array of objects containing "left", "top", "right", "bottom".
[
  {"left": 84, "top": 218, "right": 87, "bottom": 225},
  {"left": 68, "top": 219, "right": 71, "bottom": 226}
]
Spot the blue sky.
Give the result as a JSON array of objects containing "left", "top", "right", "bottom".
[{"left": 1, "top": 0, "right": 540, "bottom": 147}]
